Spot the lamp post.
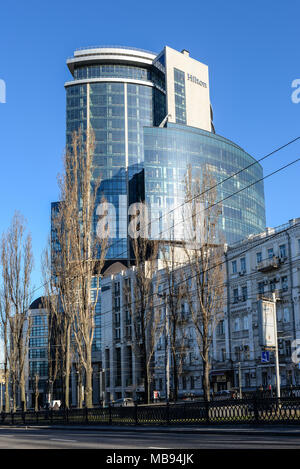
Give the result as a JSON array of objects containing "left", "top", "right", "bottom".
[
  {"left": 158, "top": 291, "right": 171, "bottom": 403},
  {"left": 99, "top": 367, "right": 105, "bottom": 407}
]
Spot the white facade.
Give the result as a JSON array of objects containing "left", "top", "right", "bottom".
[
  {"left": 100, "top": 218, "right": 300, "bottom": 399},
  {"left": 162, "top": 46, "right": 212, "bottom": 131},
  {"left": 100, "top": 267, "right": 146, "bottom": 403}
]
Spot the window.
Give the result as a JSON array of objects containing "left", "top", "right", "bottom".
[
  {"left": 240, "top": 257, "right": 246, "bottom": 273},
  {"left": 242, "top": 286, "right": 247, "bottom": 301},
  {"left": 243, "top": 315, "right": 249, "bottom": 330},
  {"left": 115, "top": 312, "right": 120, "bottom": 327},
  {"left": 234, "top": 318, "right": 240, "bottom": 331},
  {"left": 256, "top": 252, "right": 262, "bottom": 263},
  {"left": 190, "top": 376, "right": 195, "bottom": 389},
  {"left": 244, "top": 345, "right": 250, "bottom": 360},
  {"left": 258, "top": 282, "right": 264, "bottom": 294},
  {"left": 268, "top": 248, "right": 274, "bottom": 258},
  {"left": 233, "top": 288, "right": 239, "bottom": 303},
  {"left": 174, "top": 68, "right": 186, "bottom": 124},
  {"left": 281, "top": 276, "right": 288, "bottom": 291},
  {"left": 114, "top": 296, "right": 120, "bottom": 311},
  {"left": 232, "top": 260, "right": 237, "bottom": 274},
  {"left": 283, "top": 307, "right": 290, "bottom": 323},
  {"left": 217, "top": 320, "right": 224, "bottom": 335},
  {"left": 234, "top": 346, "right": 241, "bottom": 361},
  {"left": 279, "top": 244, "right": 287, "bottom": 258},
  {"left": 114, "top": 282, "right": 120, "bottom": 295},
  {"left": 125, "top": 310, "right": 131, "bottom": 325},
  {"left": 285, "top": 340, "right": 291, "bottom": 357}
]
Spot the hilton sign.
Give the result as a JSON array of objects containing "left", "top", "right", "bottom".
[{"left": 187, "top": 73, "right": 207, "bottom": 88}]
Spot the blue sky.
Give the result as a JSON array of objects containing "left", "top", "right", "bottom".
[{"left": 0, "top": 0, "right": 299, "bottom": 292}]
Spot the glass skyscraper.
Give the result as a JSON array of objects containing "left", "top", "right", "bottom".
[{"left": 64, "top": 45, "right": 266, "bottom": 267}]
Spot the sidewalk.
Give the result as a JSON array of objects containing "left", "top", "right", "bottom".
[{"left": 4, "top": 424, "right": 300, "bottom": 437}]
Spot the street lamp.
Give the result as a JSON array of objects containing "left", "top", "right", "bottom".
[
  {"left": 99, "top": 368, "right": 105, "bottom": 407},
  {"left": 158, "top": 291, "right": 171, "bottom": 403}
]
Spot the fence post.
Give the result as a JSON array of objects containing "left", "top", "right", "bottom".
[
  {"left": 166, "top": 401, "right": 170, "bottom": 425},
  {"left": 134, "top": 402, "right": 138, "bottom": 425},
  {"left": 65, "top": 408, "right": 69, "bottom": 424},
  {"left": 22, "top": 411, "right": 25, "bottom": 425},
  {"left": 108, "top": 403, "right": 112, "bottom": 425},
  {"left": 11, "top": 411, "right": 14, "bottom": 425},
  {"left": 85, "top": 407, "right": 89, "bottom": 424},
  {"left": 205, "top": 400, "right": 210, "bottom": 425},
  {"left": 253, "top": 394, "right": 259, "bottom": 424},
  {"left": 36, "top": 411, "right": 39, "bottom": 425}
]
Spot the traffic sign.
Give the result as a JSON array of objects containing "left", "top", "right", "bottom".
[{"left": 261, "top": 351, "right": 270, "bottom": 363}]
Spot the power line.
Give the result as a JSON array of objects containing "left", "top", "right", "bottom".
[
  {"left": 13, "top": 142, "right": 300, "bottom": 310},
  {"left": 97, "top": 221, "right": 300, "bottom": 325}
]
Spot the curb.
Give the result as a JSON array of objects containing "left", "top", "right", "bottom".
[{"left": 3, "top": 424, "right": 300, "bottom": 437}]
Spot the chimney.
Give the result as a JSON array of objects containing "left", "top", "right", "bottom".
[{"left": 181, "top": 49, "right": 190, "bottom": 56}]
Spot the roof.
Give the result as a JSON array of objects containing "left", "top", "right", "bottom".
[{"left": 29, "top": 297, "right": 46, "bottom": 310}]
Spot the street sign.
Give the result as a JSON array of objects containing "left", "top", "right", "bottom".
[
  {"left": 258, "top": 299, "right": 277, "bottom": 347},
  {"left": 261, "top": 351, "right": 270, "bottom": 363}
]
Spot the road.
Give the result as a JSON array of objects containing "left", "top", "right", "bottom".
[{"left": 0, "top": 427, "right": 300, "bottom": 449}]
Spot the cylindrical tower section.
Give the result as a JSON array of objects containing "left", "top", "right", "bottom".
[{"left": 65, "top": 47, "right": 166, "bottom": 263}]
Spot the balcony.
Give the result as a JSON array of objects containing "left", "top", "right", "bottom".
[{"left": 257, "top": 256, "right": 280, "bottom": 272}]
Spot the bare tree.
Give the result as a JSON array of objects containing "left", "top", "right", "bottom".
[
  {"left": 41, "top": 244, "right": 62, "bottom": 407},
  {"left": 182, "top": 166, "right": 225, "bottom": 401},
  {"left": 0, "top": 236, "right": 11, "bottom": 411},
  {"left": 1, "top": 212, "right": 33, "bottom": 411},
  {"left": 52, "top": 129, "right": 108, "bottom": 409},
  {"left": 159, "top": 245, "right": 186, "bottom": 402},
  {"left": 128, "top": 234, "right": 159, "bottom": 404},
  {"left": 34, "top": 373, "right": 40, "bottom": 412}
]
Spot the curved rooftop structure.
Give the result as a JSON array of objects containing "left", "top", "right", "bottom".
[
  {"left": 67, "top": 46, "right": 158, "bottom": 76},
  {"left": 29, "top": 297, "right": 46, "bottom": 310}
]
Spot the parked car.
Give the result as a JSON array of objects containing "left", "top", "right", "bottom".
[
  {"left": 111, "top": 398, "right": 135, "bottom": 407},
  {"left": 213, "top": 390, "right": 232, "bottom": 400}
]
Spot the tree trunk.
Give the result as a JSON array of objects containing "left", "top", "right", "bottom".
[
  {"left": 203, "top": 349, "right": 210, "bottom": 402},
  {"left": 140, "top": 344, "right": 149, "bottom": 404},
  {"left": 12, "top": 378, "right": 17, "bottom": 412},
  {"left": 78, "top": 369, "right": 83, "bottom": 409},
  {"left": 85, "top": 365, "right": 93, "bottom": 409},
  {"left": 173, "top": 353, "right": 178, "bottom": 402},
  {"left": 4, "top": 367, "right": 10, "bottom": 412},
  {"left": 64, "top": 324, "right": 71, "bottom": 409},
  {"left": 20, "top": 368, "right": 26, "bottom": 411},
  {"left": 34, "top": 375, "right": 39, "bottom": 412}
]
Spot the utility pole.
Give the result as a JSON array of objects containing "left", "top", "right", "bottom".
[
  {"left": 273, "top": 293, "right": 281, "bottom": 398},
  {"left": 159, "top": 290, "right": 171, "bottom": 403},
  {"left": 163, "top": 298, "right": 171, "bottom": 403}
]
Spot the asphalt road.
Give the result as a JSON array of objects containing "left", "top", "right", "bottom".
[{"left": 0, "top": 427, "right": 300, "bottom": 449}]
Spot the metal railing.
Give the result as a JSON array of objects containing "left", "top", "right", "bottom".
[{"left": 2, "top": 396, "right": 300, "bottom": 426}]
